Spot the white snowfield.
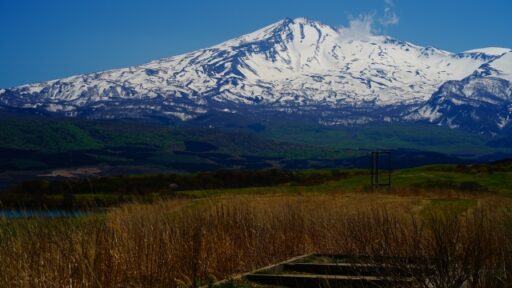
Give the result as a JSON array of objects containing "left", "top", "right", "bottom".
[
  {"left": 464, "top": 47, "right": 511, "bottom": 56},
  {"left": 0, "top": 18, "right": 510, "bottom": 124},
  {"left": 485, "top": 51, "right": 512, "bottom": 81}
]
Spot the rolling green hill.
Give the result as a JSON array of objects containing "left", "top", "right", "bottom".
[{"left": 0, "top": 112, "right": 510, "bottom": 178}]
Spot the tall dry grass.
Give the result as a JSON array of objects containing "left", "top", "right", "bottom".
[{"left": 0, "top": 193, "right": 511, "bottom": 287}]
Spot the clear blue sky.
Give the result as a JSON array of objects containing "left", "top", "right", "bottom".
[{"left": 1, "top": 0, "right": 511, "bottom": 87}]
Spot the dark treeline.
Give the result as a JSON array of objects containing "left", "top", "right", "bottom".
[
  {"left": 4, "top": 168, "right": 357, "bottom": 197},
  {"left": 0, "top": 169, "right": 358, "bottom": 209}
]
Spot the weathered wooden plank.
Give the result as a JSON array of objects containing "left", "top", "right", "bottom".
[
  {"left": 245, "top": 273, "right": 413, "bottom": 288},
  {"left": 282, "top": 262, "right": 414, "bottom": 276}
]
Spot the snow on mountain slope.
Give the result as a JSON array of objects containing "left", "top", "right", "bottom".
[
  {"left": 464, "top": 47, "right": 511, "bottom": 56},
  {"left": 481, "top": 51, "right": 512, "bottom": 81},
  {"left": 406, "top": 51, "right": 512, "bottom": 133},
  {"left": 0, "top": 18, "right": 498, "bottom": 119}
]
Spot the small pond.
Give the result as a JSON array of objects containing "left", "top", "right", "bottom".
[{"left": 0, "top": 210, "right": 89, "bottom": 219}]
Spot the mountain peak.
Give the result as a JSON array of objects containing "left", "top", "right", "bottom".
[
  {"left": 223, "top": 17, "right": 337, "bottom": 48},
  {"left": 1, "top": 17, "right": 509, "bottom": 134},
  {"left": 289, "top": 17, "right": 316, "bottom": 24},
  {"left": 276, "top": 17, "right": 336, "bottom": 33},
  {"left": 281, "top": 17, "right": 317, "bottom": 24}
]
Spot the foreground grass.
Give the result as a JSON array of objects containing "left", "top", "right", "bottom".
[{"left": 1, "top": 188, "right": 512, "bottom": 287}]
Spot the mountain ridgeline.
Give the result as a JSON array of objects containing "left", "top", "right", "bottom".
[{"left": 0, "top": 17, "right": 511, "bottom": 135}]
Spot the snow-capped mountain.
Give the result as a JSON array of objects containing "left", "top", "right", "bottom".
[
  {"left": 407, "top": 51, "right": 512, "bottom": 134},
  {"left": 0, "top": 17, "right": 510, "bottom": 134}
]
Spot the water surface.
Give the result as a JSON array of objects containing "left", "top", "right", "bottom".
[{"left": 0, "top": 210, "right": 88, "bottom": 219}]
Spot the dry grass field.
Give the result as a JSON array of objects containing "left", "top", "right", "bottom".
[{"left": 1, "top": 187, "right": 512, "bottom": 287}]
